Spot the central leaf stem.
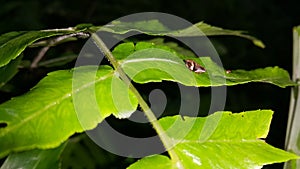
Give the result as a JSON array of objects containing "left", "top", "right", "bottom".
[{"left": 91, "top": 33, "right": 181, "bottom": 165}]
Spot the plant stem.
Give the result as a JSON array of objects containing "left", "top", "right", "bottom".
[
  {"left": 30, "top": 46, "right": 50, "bottom": 68},
  {"left": 91, "top": 33, "right": 181, "bottom": 166},
  {"left": 284, "top": 26, "right": 300, "bottom": 169}
]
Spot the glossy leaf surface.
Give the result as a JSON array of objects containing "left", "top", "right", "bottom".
[
  {"left": 113, "top": 42, "right": 294, "bottom": 87},
  {"left": 128, "top": 110, "right": 299, "bottom": 169},
  {"left": 0, "top": 66, "right": 137, "bottom": 158}
]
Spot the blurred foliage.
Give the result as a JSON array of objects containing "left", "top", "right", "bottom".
[{"left": 0, "top": 0, "right": 299, "bottom": 168}]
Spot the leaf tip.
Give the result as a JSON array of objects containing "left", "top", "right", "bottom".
[{"left": 253, "top": 40, "right": 266, "bottom": 48}]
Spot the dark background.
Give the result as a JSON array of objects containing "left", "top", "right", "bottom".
[{"left": 1, "top": 0, "right": 299, "bottom": 168}]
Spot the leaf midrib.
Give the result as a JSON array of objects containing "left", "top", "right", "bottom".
[{"left": 121, "top": 57, "right": 182, "bottom": 65}]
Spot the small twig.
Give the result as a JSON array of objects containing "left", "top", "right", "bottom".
[
  {"left": 30, "top": 32, "right": 90, "bottom": 69},
  {"left": 30, "top": 46, "right": 50, "bottom": 68}
]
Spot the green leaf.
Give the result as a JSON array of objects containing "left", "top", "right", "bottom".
[
  {"left": 175, "top": 22, "right": 265, "bottom": 48},
  {"left": 0, "top": 143, "right": 66, "bottom": 169},
  {"left": 100, "top": 20, "right": 264, "bottom": 48},
  {"left": 0, "top": 55, "right": 22, "bottom": 88},
  {"left": 112, "top": 42, "right": 294, "bottom": 88},
  {"left": 103, "top": 20, "right": 171, "bottom": 34},
  {"left": 0, "top": 31, "right": 26, "bottom": 45},
  {"left": 128, "top": 155, "right": 173, "bottom": 169},
  {"left": 146, "top": 38, "right": 197, "bottom": 57},
  {"left": 0, "top": 20, "right": 264, "bottom": 68},
  {"left": 225, "top": 66, "right": 295, "bottom": 87},
  {"left": 0, "top": 27, "right": 88, "bottom": 68},
  {"left": 0, "top": 20, "right": 263, "bottom": 68},
  {"left": 0, "top": 66, "right": 137, "bottom": 158},
  {"left": 128, "top": 110, "right": 299, "bottom": 169}
]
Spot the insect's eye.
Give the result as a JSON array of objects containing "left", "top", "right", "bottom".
[{"left": 184, "top": 59, "right": 206, "bottom": 74}]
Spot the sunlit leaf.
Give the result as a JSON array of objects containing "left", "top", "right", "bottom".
[
  {"left": 112, "top": 42, "right": 294, "bottom": 87},
  {"left": 128, "top": 110, "right": 299, "bottom": 169},
  {"left": 0, "top": 66, "right": 137, "bottom": 158}
]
